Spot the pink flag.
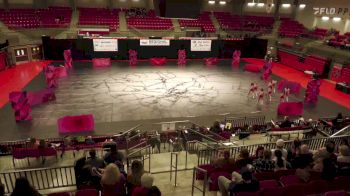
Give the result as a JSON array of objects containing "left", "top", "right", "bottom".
[
  {"left": 277, "top": 102, "right": 304, "bottom": 116},
  {"left": 150, "top": 57, "right": 167, "bottom": 66}
]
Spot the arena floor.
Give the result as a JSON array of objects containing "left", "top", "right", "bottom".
[{"left": 0, "top": 60, "right": 349, "bottom": 141}]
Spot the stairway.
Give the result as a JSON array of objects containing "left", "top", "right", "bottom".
[
  {"left": 56, "top": 10, "right": 79, "bottom": 39},
  {"left": 119, "top": 11, "right": 128, "bottom": 32},
  {"left": 210, "top": 14, "right": 227, "bottom": 37}
]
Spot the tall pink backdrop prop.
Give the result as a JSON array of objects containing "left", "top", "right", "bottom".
[
  {"left": 262, "top": 59, "right": 273, "bottom": 81},
  {"left": 231, "top": 50, "right": 241, "bottom": 66},
  {"left": 128, "top": 49, "right": 138, "bottom": 66},
  {"left": 9, "top": 91, "right": 32, "bottom": 121},
  {"left": 177, "top": 49, "right": 186, "bottom": 66},
  {"left": 64, "top": 49, "right": 72, "bottom": 69},
  {"left": 304, "top": 79, "right": 321, "bottom": 104}
]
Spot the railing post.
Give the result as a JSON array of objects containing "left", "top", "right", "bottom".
[{"left": 170, "top": 152, "right": 178, "bottom": 186}]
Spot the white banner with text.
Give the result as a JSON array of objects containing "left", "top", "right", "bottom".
[{"left": 190, "top": 40, "right": 212, "bottom": 51}]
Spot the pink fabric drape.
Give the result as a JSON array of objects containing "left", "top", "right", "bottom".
[
  {"left": 64, "top": 49, "right": 72, "bottom": 69},
  {"left": 57, "top": 114, "right": 95, "bottom": 134},
  {"left": 44, "top": 65, "right": 58, "bottom": 88},
  {"left": 9, "top": 91, "right": 32, "bottom": 121},
  {"left": 92, "top": 58, "right": 111, "bottom": 68},
  {"left": 231, "top": 50, "right": 241, "bottom": 66},
  {"left": 277, "top": 102, "right": 304, "bottom": 116},
  {"left": 177, "top": 49, "right": 186, "bottom": 66},
  {"left": 0, "top": 51, "right": 6, "bottom": 71},
  {"left": 150, "top": 57, "right": 167, "bottom": 66},
  {"left": 27, "top": 88, "right": 56, "bottom": 106},
  {"left": 204, "top": 58, "right": 218, "bottom": 66},
  {"left": 277, "top": 80, "right": 302, "bottom": 94},
  {"left": 304, "top": 79, "right": 321, "bottom": 104},
  {"left": 128, "top": 50, "right": 138, "bottom": 66}
]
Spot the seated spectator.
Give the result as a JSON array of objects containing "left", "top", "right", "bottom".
[
  {"left": 325, "top": 141, "right": 337, "bottom": 162},
  {"left": 273, "top": 150, "right": 287, "bottom": 171},
  {"left": 104, "top": 145, "right": 124, "bottom": 164},
  {"left": 253, "top": 149, "right": 275, "bottom": 172},
  {"left": 127, "top": 160, "right": 145, "bottom": 194},
  {"left": 235, "top": 149, "right": 254, "bottom": 169},
  {"left": 212, "top": 151, "right": 235, "bottom": 168},
  {"left": 209, "top": 120, "right": 222, "bottom": 134},
  {"left": 292, "top": 145, "right": 313, "bottom": 169},
  {"left": 337, "top": 145, "right": 350, "bottom": 164},
  {"left": 85, "top": 136, "right": 95, "bottom": 145},
  {"left": 85, "top": 149, "right": 105, "bottom": 169},
  {"left": 296, "top": 115, "right": 306, "bottom": 126},
  {"left": 272, "top": 139, "right": 288, "bottom": 159},
  {"left": 132, "top": 174, "right": 154, "bottom": 196},
  {"left": 287, "top": 139, "right": 302, "bottom": 162},
  {"left": 0, "top": 183, "right": 4, "bottom": 196},
  {"left": 322, "top": 158, "right": 337, "bottom": 181},
  {"left": 11, "top": 177, "right": 41, "bottom": 196},
  {"left": 27, "top": 138, "right": 39, "bottom": 148},
  {"left": 218, "top": 168, "right": 259, "bottom": 196},
  {"left": 254, "top": 146, "right": 264, "bottom": 159},
  {"left": 38, "top": 139, "right": 48, "bottom": 149},
  {"left": 280, "top": 116, "right": 293, "bottom": 128},
  {"left": 78, "top": 165, "right": 99, "bottom": 190},
  {"left": 332, "top": 112, "right": 344, "bottom": 130},
  {"left": 148, "top": 186, "right": 161, "bottom": 196},
  {"left": 96, "top": 163, "right": 126, "bottom": 196}
]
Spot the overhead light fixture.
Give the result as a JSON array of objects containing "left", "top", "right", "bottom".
[
  {"left": 282, "top": 4, "right": 291, "bottom": 8},
  {"left": 299, "top": 4, "right": 306, "bottom": 9},
  {"left": 257, "top": 3, "right": 264, "bottom": 7},
  {"left": 208, "top": 0, "right": 215, "bottom": 4},
  {"left": 321, "top": 16, "right": 330, "bottom": 21},
  {"left": 333, "top": 17, "right": 341, "bottom": 22},
  {"left": 247, "top": 2, "right": 256, "bottom": 7},
  {"left": 219, "top": 1, "right": 226, "bottom": 5}
]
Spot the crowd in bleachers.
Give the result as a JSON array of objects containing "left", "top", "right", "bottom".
[{"left": 197, "top": 137, "right": 350, "bottom": 196}]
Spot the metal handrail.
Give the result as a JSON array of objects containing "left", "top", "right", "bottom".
[
  {"left": 116, "top": 124, "right": 142, "bottom": 137},
  {"left": 127, "top": 141, "right": 148, "bottom": 153},
  {"left": 170, "top": 152, "right": 179, "bottom": 187},
  {"left": 126, "top": 145, "right": 152, "bottom": 173},
  {"left": 190, "top": 122, "right": 228, "bottom": 141},
  {"left": 185, "top": 140, "right": 215, "bottom": 169},
  {"left": 187, "top": 129, "right": 222, "bottom": 144},
  {"left": 330, "top": 125, "right": 350, "bottom": 137}
]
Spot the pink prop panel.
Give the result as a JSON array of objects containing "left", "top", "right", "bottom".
[
  {"left": 244, "top": 64, "right": 261, "bottom": 73},
  {"left": 277, "top": 102, "right": 304, "bottom": 116},
  {"left": 44, "top": 66, "right": 58, "bottom": 88},
  {"left": 304, "top": 79, "right": 321, "bottom": 104},
  {"left": 330, "top": 65, "right": 342, "bottom": 82},
  {"left": 204, "top": 58, "right": 219, "bottom": 66},
  {"left": 54, "top": 66, "right": 68, "bottom": 78},
  {"left": 277, "top": 80, "right": 302, "bottom": 94},
  {"left": 64, "top": 49, "right": 72, "bottom": 69},
  {"left": 177, "top": 49, "right": 186, "bottom": 66},
  {"left": 0, "top": 51, "right": 6, "bottom": 71},
  {"left": 58, "top": 114, "right": 95, "bottom": 134},
  {"left": 128, "top": 50, "right": 138, "bottom": 66},
  {"left": 92, "top": 58, "right": 111, "bottom": 68},
  {"left": 9, "top": 91, "right": 32, "bottom": 121},
  {"left": 28, "top": 88, "right": 56, "bottom": 106},
  {"left": 231, "top": 50, "right": 241, "bottom": 66},
  {"left": 150, "top": 57, "right": 167, "bottom": 66}
]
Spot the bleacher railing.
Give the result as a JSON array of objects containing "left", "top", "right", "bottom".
[
  {"left": 126, "top": 145, "right": 152, "bottom": 173},
  {"left": 191, "top": 167, "right": 208, "bottom": 196},
  {"left": 196, "top": 135, "right": 350, "bottom": 165},
  {"left": 0, "top": 166, "right": 75, "bottom": 194}
]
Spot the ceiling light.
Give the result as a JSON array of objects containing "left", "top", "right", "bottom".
[
  {"left": 333, "top": 17, "right": 341, "bottom": 22},
  {"left": 299, "top": 4, "right": 306, "bottom": 9},
  {"left": 321, "top": 16, "right": 330, "bottom": 21},
  {"left": 219, "top": 1, "right": 226, "bottom": 5},
  {"left": 247, "top": 2, "right": 256, "bottom": 7},
  {"left": 282, "top": 4, "right": 291, "bottom": 8},
  {"left": 208, "top": 0, "right": 215, "bottom": 4},
  {"left": 257, "top": 3, "right": 264, "bottom": 7}
]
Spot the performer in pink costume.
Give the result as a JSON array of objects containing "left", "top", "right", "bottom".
[
  {"left": 262, "top": 58, "right": 273, "bottom": 81},
  {"left": 128, "top": 49, "right": 138, "bottom": 66},
  {"left": 267, "top": 81, "right": 273, "bottom": 101},
  {"left": 248, "top": 83, "right": 258, "bottom": 99},
  {"left": 272, "top": 80, "right": 277, "bottom": 93},
  {"left": 177, "top": 49, "right": 186, "bottom": 66},
  {"left": 257, "top": 88, "right": 264, "bottom": 105},
  {"left": 64, "top": 49, "right": 73, "bottom": 69},
  {"left": 304, "top": 78, "right": 321, "bottom": 104}
]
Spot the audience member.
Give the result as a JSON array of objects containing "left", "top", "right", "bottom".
[
  {"left": 97, "top": 163, "right": 126, "bottom": 196},
  {"left": 325, "top": 141, "right": 337, "bottom": 162},
  {"left": 209, "top": 120, "right": 222, "bottom": 134},
  {"left": 148, "top": 186, "right": 161, "bottom": 196},
  {"left": 235, "top": 149, "right": 254, "bottom": 169},
  {"left": 218, "top": 168, "right": 259, "bottom": 196},
  {"left": 332, "top": 112, "right": 344, "bottom": 130},
  {"left": 287, "top": 139, "right": 302, "bottom": 162},
  {"left": 272, "top": 139, "right": 288, "bottom": 159},
  {"left": 253, "top": 149, "right": 275, "bottom": 172},
  {"left": 11, "top": 177, "right": 41, "bottom": 196},
  {"left": 254, "top": 146, "right": 264, "bottom": 159},
  {"left": 132, "top": 174, "right": 154, "bottom": 196},
  {"left": 273, "top": 150, "right": 287, "bottom": 171},
  {"left": 337, "top": 145, "right": 350, "bottom": 164},
  {"left": 213, "top": 151, "right": 235, "bottom": 168},
  {"left": 321, "top": 158, "right": 337, "bottom": 181},
  {"left": 0, "top": 183, "right": 4, "bottom": 196},
  {"left": 127, "top": 160, "right": 145, "bottom": 194},
  {"left": 104, "top": 145, "right": 125, "bottom": 164},
  {"left": 280, "top": 116, "right": 293, "bottom": 128},
  {"left": 292, "top": 145, "right": 313, "bottom": 169},
  {"left": 85, "top": 149, "right": 105, "bottom": 170}
]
